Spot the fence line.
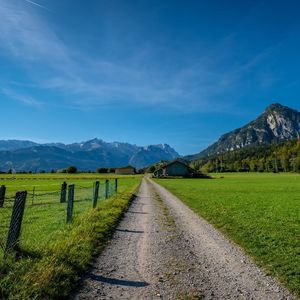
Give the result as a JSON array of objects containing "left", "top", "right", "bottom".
[{"left": 0, "top": 179, "right": 118, "bottom": 259}]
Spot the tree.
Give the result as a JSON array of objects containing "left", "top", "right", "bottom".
[
  {"left": 97, "top": 168, "right": 109, "bottom": 173},
  {"left": 291, "top": 157, "right": 300, "bottom": 173},
  {"left": 66, "top": 166, "right": 77, "bottom": 173},
  {"left": 149, "top": 166, "right": 156, "bottom": 173}
]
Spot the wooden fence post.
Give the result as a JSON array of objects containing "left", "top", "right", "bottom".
[
  {"left": 60, "top": 181, "right": 67, "bottom": 203},
  {"left": 66, "top": 184, "right": 74, "bottom": 223},
  {"left": 5, "top": 191, "right": 27, "bottom": 255},
  {"left": 115, "top": 178, "right": 118, "bottom": 193},
  {"left": 0, "top": 185, "right": 6, "bottom": 208},
  {"left": 93, "top": 181, "right": 99, "bottom": 208},
  {"left": 31, "top": 187, "right": 35, "bottom": 205},
  {"left": 105, "top": 180, "right": 109, "bottom": 199}
]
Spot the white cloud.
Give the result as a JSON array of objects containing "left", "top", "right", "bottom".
[
  {"left": 1, "top": 87, "right": 42, "bottom": 107},
  {"left": 24, "top": 0, "right": 50, "bottom": 11},
  {"left": 0, "top": 0, "right": 281, "bottom": 113},
  {"left": 0, "top": 1, "right": 74, "bottom": 70}
]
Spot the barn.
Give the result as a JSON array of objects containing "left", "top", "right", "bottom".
[
  {"left": 153, "top": 159, "right": 191, "bottom": 177},
  {"left": 115, "top": 165, "right": 136, "bottom": 175}
]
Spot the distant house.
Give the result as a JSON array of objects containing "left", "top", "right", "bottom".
[
  {"left": 153, "top": 159, "right": 191, "bottom": 177},
  {"left": 115, "top": 165, "right": 136, "bottom": 175}
]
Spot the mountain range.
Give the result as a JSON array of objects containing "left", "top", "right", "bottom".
[
  {"left": 186, "top": 103, "right": 300, "bottom": 160},
  {"left": 0, "top": 139, "right": 179, "bottom": 172},
  {"left": 1, "top": 103, "right": 299, "bottom": 172}
]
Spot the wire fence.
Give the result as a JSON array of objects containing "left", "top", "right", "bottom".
[{"left": 0, "top": 179, "right": 118, "bottom": 259}]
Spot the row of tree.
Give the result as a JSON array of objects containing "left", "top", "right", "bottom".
[
  {"left": 190, "top": 139, "right": 300, "bottom": 173},
  {"left": 2, "top": 167, "right": 118, "bottom": 174},
  {"left": 3, "top": 166, "right": 79, "bottom": 174}
]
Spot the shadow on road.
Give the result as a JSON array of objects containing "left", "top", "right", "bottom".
[
  {"left": 127, "top": 210, "right": 149, "bottom": 215},
  {"left": 116, "top": 229, "right": 144, "bottom": 234},
  {"left": 89, "top": 274, "right": 149, "bottom": 287}
]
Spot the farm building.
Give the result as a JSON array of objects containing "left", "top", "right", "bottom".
[
  {"left": 153, "top": 159, "right": 191, "bottom": 177},
  {"left": 115, "top": 165, "right": 136, "bottom": 175}
]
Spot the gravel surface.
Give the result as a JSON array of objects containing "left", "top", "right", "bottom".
[{"left": 70, "top": 178, "right": 297, "bottom": 300}]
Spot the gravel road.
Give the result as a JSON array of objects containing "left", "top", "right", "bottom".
[{"left": 71, "top": 178, "right": 296, "bottom": 300}]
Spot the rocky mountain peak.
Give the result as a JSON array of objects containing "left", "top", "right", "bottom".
[
  {"left": 264, "top": 102, "right": 285, "bottom": 112},
  {"left": 187, "top": 103, "right": 300, "bottom": 160}
]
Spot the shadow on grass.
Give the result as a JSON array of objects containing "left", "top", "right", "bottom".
[{"left": 15, "top": 247, "right": 42, "bottom": 260}]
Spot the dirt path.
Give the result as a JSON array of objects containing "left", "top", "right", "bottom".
[{"left": 71, "top": 178, "right": 296, "bottom": 300}]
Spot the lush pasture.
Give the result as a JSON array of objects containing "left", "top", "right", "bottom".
[
  {"left": 0, "top": 173, "right": 141, "bottom": 196},
  {"left": 0, "top": 174, "right": 140, "bottom": 256},
  {"left": 0, "top": 174, "right": 141, "bottom": 299},
  {"left": 155, "top": 173, "right": 300, "bottom": 297}
]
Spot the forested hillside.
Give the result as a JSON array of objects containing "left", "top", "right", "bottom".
[
  {"left": 191, "top": 139, "right": 300, "bottom": 173},
  {"left": 187, "top": 103, "right": 300, "bottom": 160}
]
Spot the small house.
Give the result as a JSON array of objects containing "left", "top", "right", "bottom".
[
  {"left": 115, "top": 165, "right": 136, "bottom": 175},
  {"left": 153, "top": 159, "right": 191, "bottom": 177}
]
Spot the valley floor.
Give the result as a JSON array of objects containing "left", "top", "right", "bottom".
[{"left": 70, "top": 178, "right": 296, "bottom": 300}]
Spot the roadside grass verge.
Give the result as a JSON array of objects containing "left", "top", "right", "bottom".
[
  {"left": 0, "top": 178, "right": 140, "bottom": 299},
  {"left": 154, "top": 173, "right": 300, "bottom": 297}
]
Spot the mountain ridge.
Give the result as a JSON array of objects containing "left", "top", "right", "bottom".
[
  {"left": 187, "top": 103, "right": 300, "bottom": 160},
  {"left": 0, "top": 138, "right": 179, "bottom": 172}
]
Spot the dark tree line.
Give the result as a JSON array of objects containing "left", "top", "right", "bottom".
[{"left": 191, "top": 139, "right": 300, "bottom": 173}]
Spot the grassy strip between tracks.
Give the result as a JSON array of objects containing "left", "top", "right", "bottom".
[{"left": 0, "top": 178, "right": 140, "bottom": 299}]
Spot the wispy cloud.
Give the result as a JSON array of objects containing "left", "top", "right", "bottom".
[
  {"left": 0, "top": 1, "right": 72, "bottom": 67},
  {"left": 24, "top": 0, "right": 50, "bottom": 12},
  {"left": 1, "top": 88, "right": 42, "bottom": 107},
  {"left": 0, "top": 0, "right": 285, "bottom": 113}
]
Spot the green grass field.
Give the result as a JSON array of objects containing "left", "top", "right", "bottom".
[
  {"left": 0, "top": 173, "right": 141, "bottom": 195},
  {"left": 154, "top": 173, "right": 300, "bottom": 297},
  {"left": 0, "top": 173, "right": 141, "bottom": 299},
  {"left": 0, "top": 174, "right": 141, "bottom": 256}
]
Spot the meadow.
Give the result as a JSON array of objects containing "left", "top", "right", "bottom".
[
  {"left": 155, "top": 173, "right": 300, "bottom": 297},
  {"left": 0, "top": 173, "right": 141, "bottom": 299},
  {"left": 0, "top": 172, "right": 140, "bottom": 195}
]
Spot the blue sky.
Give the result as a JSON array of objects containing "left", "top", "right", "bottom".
[{"left": 1, "top": 0, "right": 300, "bottom": 155}]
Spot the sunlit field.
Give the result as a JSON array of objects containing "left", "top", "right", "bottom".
[
  {"left": 0, "top": 173, "right": 141, "bottom": 299},
  {"left": 155, "top": 173, "right": 300, "bottom": 296}
]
